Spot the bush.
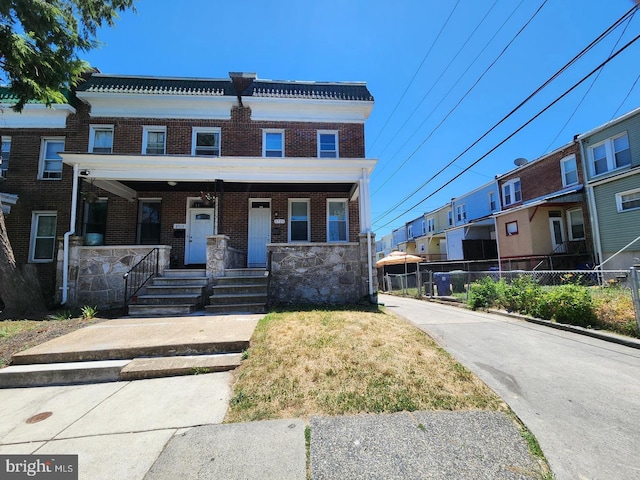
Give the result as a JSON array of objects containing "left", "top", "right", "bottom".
[
  {"left": 468, "top": 276, "right": 503, "bottom": 309},
  {"left": 539, "top": 284, "right": 596, "bottom": 327},
  {"left": 502, "top": 275, "right": 542, "bottom": 315}
]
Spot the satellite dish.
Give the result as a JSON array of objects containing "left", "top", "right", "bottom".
[{"left": 514, "top": 157, "right": 528, "bottom": 166}]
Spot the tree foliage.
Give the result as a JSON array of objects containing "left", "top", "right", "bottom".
[{"left": 0, "top": 0, "right": 136, "bottom": 110}]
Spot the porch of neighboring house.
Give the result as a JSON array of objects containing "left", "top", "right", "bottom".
[{"left": 56, "top": 155, "right": 377, "bottom": 314}]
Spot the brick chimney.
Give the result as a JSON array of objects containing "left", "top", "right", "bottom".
[{"left": 229, "top": 72, "right": 257, "bottom": 97}]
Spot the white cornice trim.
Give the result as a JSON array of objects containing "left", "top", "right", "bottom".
[
  {"left": 62, "top": 153, "right": 377, "bottom": 183},
  {"left": 0, "top": 104, "right": 75, "bottom": 128},
  {"left": 76, "top": 92, "right": 235, "bottom": 119},
  {"left": 243, "top": 97, "right": 373, "bottom": 123}
]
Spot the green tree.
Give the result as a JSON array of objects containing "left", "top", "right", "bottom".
[{"left": 0, "top": 0, "right": 136, "bottom": 318}]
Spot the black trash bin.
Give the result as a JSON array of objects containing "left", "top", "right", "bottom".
[{"left": 434, "top": 273, "right": 451, "bottom": 296}]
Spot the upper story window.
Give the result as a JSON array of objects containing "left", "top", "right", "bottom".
[
  {"left": 502, "top": 178, "right": 521, "bottom": 206},
  {"left": 456, "top": 204, "right": 466, "bottom": 222},
  {"left": 489, "top": 191, "right": 497, "bottom": 211},
  {"left": 192, "top": 127, "right": 221, "bottom": 156},
  {"left": 447, "top": 210, "right": 453, "bottom": 226},
  {"left": 408, "top": 225, "right": 414, "bottom": 239},
  {"left": 142, "top": 126, "right": 166, "bottom": 155},
  {"left": 263, "top": 130, "right": 284, "bottom": 158},
  {"left": 616, "top": 188, "right": 640, "bottom": 213},
  {"left": 89, "top": 125, "right": 114, "bottom": 153},
  {"left": 1, "top": 136, "right": 10, "bottom": 178},
  {"left": 327, "top": 199, "right": 348, "bottom": 242},
  {"left": 589, "top": 132, "right": 631, "bottom": 176},
  {"left": 318, "top": 131, "right": 338, "bottom": 158},
  {"left": 30, "top": 211, "right": 57, "bottom": 262},
  {"left": 427, "top": 218, "right": 435, "bottom": 233},
  {"left": 39, "top": 138, "right": 65, "bottom": 180},
  {"left": 421, "top": 220, "right": 427, "bottom": 235},
  {"left": 561, "top": 155, "right": 578, "bottom": 187}
]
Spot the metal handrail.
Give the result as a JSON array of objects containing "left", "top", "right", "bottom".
[
  {"left": 265, "top": 250, "right": 273, "bottom": 309},
  {"left": 123, "top": 248, "right": 160, "bottom": 310}
]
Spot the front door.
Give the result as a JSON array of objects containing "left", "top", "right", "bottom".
[
  {"left": 187, "top": 208, "right": 215, "bottom": 264},
  {"left": 549, "top": 217, "right": 566, "bottom": 253},
  {"left": 248, "top": 199, "right": 271, "bottom": 267}
]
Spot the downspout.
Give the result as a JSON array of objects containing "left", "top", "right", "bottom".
[
  {"left": 493, "top": 215, "right": 502, "bottom": 272},
  {"left": 360, "top": 168, "right": 374, "bottom": 301},
  {"left": 61, "top": 164, "right": 80, "bottom": 305}
]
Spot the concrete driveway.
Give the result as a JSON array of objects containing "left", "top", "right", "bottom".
[{"left": 381, "top": 294, "right": 640, "bottom": 480}]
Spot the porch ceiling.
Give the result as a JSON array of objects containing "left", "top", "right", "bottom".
[{"left": 121, "top": 181, "right": 355, "bottom": 193}]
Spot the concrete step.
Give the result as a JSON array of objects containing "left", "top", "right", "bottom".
[
  {"left": 127, "top": 304, "right": 197, "bottom": 317},
  {"left": 120, "top": 353, "right": 242, "bottom": 380},
  {"left": 205, "top": 303, "right": 266, "bottom": 314},
  {"left": 224, "top": 268, "right": 267, "bottom": 277},
  {"left": 135, "top": 294, "right": 203, "bottom": 306},
  {"left": 151, "top": 277, "right": 209, "bottom": 286},
  {"left": 209, "top": 293, "right": 267, "bottom": 305},
  {"left": 0, "top": 360, "right": 130, "bottom": 388},
  {"left": 215, "top": 276, "right": 268, "bottom": 286},
  {"left": 145, "top": 285, "right": 206, "bottom": 295},
  {"left": 163, "top": 269, "right": 206, "bottom": 278},
  {"left": 211, "top": 284, "right": 267, "bottom": 295}
]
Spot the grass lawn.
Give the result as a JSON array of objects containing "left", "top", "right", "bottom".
[{"left": 225, "top": 306, "right": 507, "bottom": 423}]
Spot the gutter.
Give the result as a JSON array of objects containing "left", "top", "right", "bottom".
[{"left": 61, "top": 164, "right": 79, "bottom": 305}]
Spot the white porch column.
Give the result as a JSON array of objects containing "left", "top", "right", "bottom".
[{"left": 359, "top": 168, "right": 372, "bottom": 233}]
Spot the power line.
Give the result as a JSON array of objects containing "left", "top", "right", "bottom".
[
  {"left": 367, "top": 0, "right": 462, "bottom": 153},
  {"left": 373, "top": 4, "right": 638, "bottom": 224},
  {"left": 375, "top": 31, "right": 640, "bottom": 232},
  {"left": 612, "top": 73, "right": 640, "bottom": 119}
]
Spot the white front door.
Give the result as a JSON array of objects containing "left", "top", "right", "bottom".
[
  {"left": 549, "top": 217, "right": 566, "bottom": 253},
  {"left": 248, "top": 199, "right": 271, "bottom": 267},
  {"left": 187, "top": 208, "right": 215, "bottom": 264}
]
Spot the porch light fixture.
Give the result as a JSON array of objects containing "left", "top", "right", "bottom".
[
  {"left": 79, "top": 170, "right": 90, "bottom": 176},
  {"left": 167, "top": 181, "right": 177, "bottom": 186}
]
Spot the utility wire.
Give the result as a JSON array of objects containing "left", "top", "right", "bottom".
[
  {"left": 375, "top": 32, "right": 640, "bottom": 231},
  {"left": 612, "top": 73, "right": 640, "bottom": 119},
  {"left": 372, "top": 0, "right": 546, "bottom": 197},
  {"left": 367, "top": 0, "right": 462, "bottom": 153},
  {"left": 373, "top": 4, "right": 638, "bottom": 223}
]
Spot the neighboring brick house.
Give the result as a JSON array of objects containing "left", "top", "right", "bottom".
[
  {"left": 494, "top": 141, "right": 593, "bottom": 270},
  {"left": 1, "top": 72, "right": 378, "bottom": 309}
]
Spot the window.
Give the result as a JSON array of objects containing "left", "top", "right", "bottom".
[
  {"left": 616, "top": 188, "right": 640, "bottom": 213},
  {"left": 89, "top": 125, "right": 114, "bottom": 153},
  {"left": 502, "top": 178, "right": 522, "bottom": 206},
  {"left": 327, "top": 199, "right": 348, "bottom": 242},
  {"left": 589, "top": 132, "right": 631, "bottom": 176},
  {"left": 289, "top": 199, "right": 309, "bottom": 242},
  {"left": 489, "top": 191, "right": 497, "bottom": 211},
  {"left": 447, "top": 210, "right": 453, "bottom": 226},
  {"left": 421, "top": 220, "right": 426, "bottom": 235},
  {"left": 142, "top": 127, "right": 166, "bottom": 155},
  {"left": 137, "top": 199, "right": 162, "bottom": 244},
  {"left": 263, "top": 130, "right": 284, "bottom": 158},
  {"left": 318, "top": 131, "right": 338, "bottom": 158},
  {"left": 30, "top": 212, "right": 57, "bottom": 262},
  {"left": 427, "top": 218, "right": 435, "bottom": 233},
  {"left": 567, "top": 208, "right": 585, "bottom": 240},
  {"left": 1, "top": 136, "right": 10, "bottom": 178},
  {"left": 39, "top": 138, "right": 65, "bottom": 179},
  {"left": 561, "top": 155, "right": 578, "bottom": 187},
  {"left": 192, "top": 127, "right": 221, "bottom": 156},
  {"left": 456, "top": 204, "right": 466, "bottom": 222},
  {"left": 505, "top": 221, "right": 518, "bottom": 236},
  {"left": 83, "top": 199, "right": 108, "bottom": 237},
  {"left": 408, "top": 225, "right": 414, "bottom": 239}
]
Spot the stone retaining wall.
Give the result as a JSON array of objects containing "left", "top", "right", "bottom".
[{"left": 206, "top": 235, "right": 246, "bottom": 280}]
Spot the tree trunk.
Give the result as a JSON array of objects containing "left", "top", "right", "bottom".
[{"left": 0, "top": 203, "right": 47, "bottom": 319}]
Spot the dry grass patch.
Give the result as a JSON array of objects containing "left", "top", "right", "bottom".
[
  {"left": 592, "top": 287, "right": 638, "bottom": 337},
  {"left": 225, "top": 307, "right": 506, "bottom": 423}
]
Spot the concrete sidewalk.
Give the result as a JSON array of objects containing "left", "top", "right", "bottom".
[{"left": 0, "top": 377, "right": 545, "bottom": 479}]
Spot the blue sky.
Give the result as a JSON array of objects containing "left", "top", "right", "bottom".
[{"left": 83, "top": 0, "right": 640, "bottom": 237}]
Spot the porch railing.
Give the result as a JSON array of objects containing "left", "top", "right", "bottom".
[{"left": 123, "top": 248, "right": 160, "bottom": 311}]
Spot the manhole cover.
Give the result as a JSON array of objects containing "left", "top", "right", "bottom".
[{"left": 26, "top": 412, "right": 52, "bottom": 424}]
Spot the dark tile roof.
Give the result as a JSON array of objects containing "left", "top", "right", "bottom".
[
  {"left": 76, "top": 74, "right": 374, "bottom": 102},
  {"left": 0, "top": 87, "right": 72, "bottom": 104}
]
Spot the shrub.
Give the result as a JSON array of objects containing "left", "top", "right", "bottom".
[
  {"left": 468, "top": 276, "right": 502, "bottom": 310},
  {"left": 540, "top": 284, "right": 596, "bottom": 327},
  {"left": 502, "top": 275, "right": 542, "bottom": 315}
]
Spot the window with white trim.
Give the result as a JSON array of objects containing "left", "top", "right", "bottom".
[
  {"left": 456, "top": 204, "right": 466, "bottom": 222},
  {"left": 137, "top": 199, "right": 162, "bottom": 244},
  {"left": 89, "top": 125, "right": 114, "bottom": 153},
  {"left": 318, "top": 131, "right": 338, "bottom": 158},
  {"left": 447, "top": 210, "right": 453, "bottom": 226},
  {"left": 142, "top": 126, "right": 166, "bottom": 155},
  {"left": 502, "top": 178, "right": 521, "bottom": 206},
  {"left": 616, "top": 188, "right": 640, "bottom": 213},
  {"left": 30, "top": 212, "right": 57, "bottom": 262},
  {"left": 427, "top": 217, "right": 435, "bottom": 233},
  {"left": 560, "top": 155, "right": 578, "bottom": 187},
  {"left": 263, "top": 130, "right": 284, "bottom": 158},
  {"left": 39, "top": 138, "right": 65, "bottom": 179},
  {"left": 567, "top": 208, "right": 585, "bottom": 240},
  {"left": 589, "top": 132, "right": 631, "bottom": 176},
  {"left": 192, "top": 127, "right": 221, "bottom": 156},
  {"left": 1, "top": 136, "right": 10, "bottom": 178},
  {"left": 327, "top": 199, "right": 348, "bottom": 242},
  {"left": 289, "top": 199, "right": 309, "bottom": 242},
  {"left": 421, "top": 220, "right": 426, "bottom": 235},
  {"left": 408, "top": 225, "right": 414, "bottom": 239},
  {"left": 489, "top": 191, "right": 497, "bottom": 211}
]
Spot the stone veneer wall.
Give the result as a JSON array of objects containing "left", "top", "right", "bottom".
[
  {"left": 57, "top": 236, "right": 171, "bottom": 309},
  {"left": 268, "top": 237, "right": 377, "bottom": 305},
  {"left": 206, "top": 235, "right": 246, "bottom": 280}
]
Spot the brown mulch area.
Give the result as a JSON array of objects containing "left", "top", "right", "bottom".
[{"left": 0, "top": 316, "right": 109, "bottom": 368}]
